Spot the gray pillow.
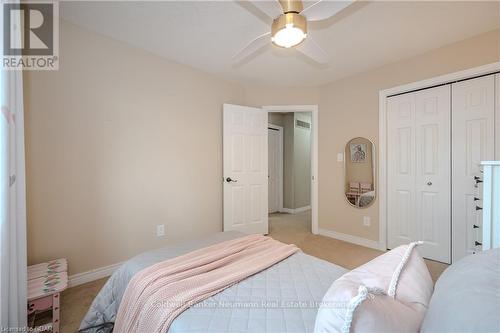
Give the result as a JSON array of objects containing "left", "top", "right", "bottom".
[{"left": 420, "top": 249, "right": 500, "bottom": 333}]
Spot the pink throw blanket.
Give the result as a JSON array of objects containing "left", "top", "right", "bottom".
[{"left": 114, "top": 234, "right": 299, "bottom": 333}]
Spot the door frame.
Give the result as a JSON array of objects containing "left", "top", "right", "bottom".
[
  {"left": 268, "top": 123, "right": 284, "bottom": 213},
  {"left": 263, "top": 105, "right": 319, "bottom": 235},
  {"left": 379, "top": 61, "right": 500, "bottom": 252}
]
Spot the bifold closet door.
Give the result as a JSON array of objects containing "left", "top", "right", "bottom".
[
  {"left": 387, "top": 85, "right": 451, "bottom": 263},
  {"left": 452, "top": 75, "right": 495, "bottom": 262},
  {"left": 387, "top": 93, "right": 416, "bottom": 248}
]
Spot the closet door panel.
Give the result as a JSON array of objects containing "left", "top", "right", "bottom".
[
  {"left": 387, "top": 94, "right": 416, "bottom": 249},
  {"left": 452, "top": 75, "right": 495, "bottom": 262},
  {"left": 415, "top": 85, "right": 451, "bottom": 263}
]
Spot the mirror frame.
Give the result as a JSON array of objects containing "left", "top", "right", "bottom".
[{"left": 343, "top": 137, "right": 377, "bottom": 209}]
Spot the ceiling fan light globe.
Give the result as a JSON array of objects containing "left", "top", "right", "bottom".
[
  {"left": 272, "top": 26, "right": 306, "bottom": 48},
  {"left": 271, "top": 12, "right": 307, "bottom": 48}
]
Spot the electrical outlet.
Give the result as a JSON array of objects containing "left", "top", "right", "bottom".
[
  {"left": 337, "top": 153, "right": 344, "bottom": 162},
  {"left": 156, "top": 224, "right": 165, "bottom": 237},
  {"left": 363, "top": 216, "right": 371, "bottom": 227}
]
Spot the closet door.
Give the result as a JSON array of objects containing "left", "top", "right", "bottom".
[
  {"left": 414, "top": 85, "right": 451, "bottom": 263},
  {"left": 452, "top": 75, "right": 495, "bottom": 261},
  {"left": 387, "top": 93, "right": 416, "bottom": 250},
  {"left": 387, "top": 85, "right": 451, "bottom": 263}
]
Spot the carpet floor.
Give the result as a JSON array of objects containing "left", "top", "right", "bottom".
[{"left": 60, "top": 210, "right": 448, "bottom": 332}]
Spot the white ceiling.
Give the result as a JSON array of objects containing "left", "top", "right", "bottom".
[{"left": 61, "top": 1, "right": 500, "bottom": 87}]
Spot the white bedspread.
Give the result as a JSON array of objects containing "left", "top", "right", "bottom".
[{"left": 80, "top": 231, "right": 348, "bottom": 333}]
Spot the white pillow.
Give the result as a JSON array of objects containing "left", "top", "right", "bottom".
[{"left": 314, "top": 242, "right": 433, "bottom": 333}]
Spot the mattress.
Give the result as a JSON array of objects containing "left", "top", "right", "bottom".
[{"left": 80, "top": 231, "right": 348, "bottom": 333}]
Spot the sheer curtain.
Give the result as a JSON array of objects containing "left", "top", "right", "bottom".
[{"left": 0, "top": 3, "right": 28, "bottom": 328}]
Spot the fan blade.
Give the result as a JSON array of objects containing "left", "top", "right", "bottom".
[
  {"left": 248, "top": 0, "right": 283, "bottom": 19},
  {"left": 295, "top": 36, "right": 329, "bottom": 64},
  {"left": 301, "top": 0, "right": 354, "bottom": 21},
  {"left": 232, "top": 32, "right": 271, "bottom": 64}
]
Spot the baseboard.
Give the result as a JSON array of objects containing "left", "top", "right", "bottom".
[
  {"left": 293, "top": 205, "right": 311, "bottom": 213},
  {"left": 68, "top": 262, "right": 122, "bottom": 288},
  {"left": 279, "top": 205, "right": 311, "bottom": 214},
  {"left": 318, "top": 228, "right": 381, "bottom": 250}
]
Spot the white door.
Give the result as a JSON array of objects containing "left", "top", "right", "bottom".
[
  {"left": 387, "top": 93, "right": 416, "bottom": 249},
  {"left": 387, "top": 85, "right": 451, "bottom": 263},
  {"left": 268, "top": 127, "right": 280, "bottom": 213},
  {"left": 223, "top": 104, "right": 268, "bottom": 234},
  {"left": 414, "top": 85, "right": 451, "bottom": 263},
  {"left": 452, "top": 75, "right": 495, "bottom": 261}
]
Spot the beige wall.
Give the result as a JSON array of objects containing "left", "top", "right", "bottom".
[
  {"left": 244, "top": 86, "right": 319, "bottom": 107},
  {"left": 24, "top": 21, "right": 244, "bottom": 275},
  {"left": 318, "top": 29, "right": 500, "bottom": 241}
]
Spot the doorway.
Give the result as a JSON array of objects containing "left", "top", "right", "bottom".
[
  {"left": 222, "top": 104, "right": 318, "bottom": 235},
  {"left": 267, "top": 108, "right": 314, "bottom": 235}
]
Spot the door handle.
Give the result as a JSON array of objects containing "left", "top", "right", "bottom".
[
  {"left": 226, "top": 177, "right": 237, "bottom": 183},
  {"left": 426, "top": 181, "right": 432, "bottom": 186}
]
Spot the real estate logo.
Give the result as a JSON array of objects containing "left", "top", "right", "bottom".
[{"left": 2, "top": 1, "right": 59, "bottom": 70}]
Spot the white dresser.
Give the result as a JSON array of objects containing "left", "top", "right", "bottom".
[{"left": 481, "top": 161, "right": 500, "bottom": 251}]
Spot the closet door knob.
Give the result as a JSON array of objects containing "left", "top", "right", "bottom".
[{"left": 427, "top": 181, "right": 432, "bottom": 186}]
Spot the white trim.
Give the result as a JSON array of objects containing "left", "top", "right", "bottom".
[
  {"left": 381, "top": 62, "right": 500, "bottom": 97},
  {"left": 318, "top": 228, "right": 381, "bottom": 250},
  {"left": 268, "top": 123, "right": 284, "bottom": 213},
  {"left": 279, "top": 205, "right": 311, "bottom": 214},
  {"left": 293, "top": 205, "right": 311, "bottom": 213},
  {"left": 379, "top": 61, "right": 500, "bottom": 252},
  {"left": 496, "top": 74, "right": 500, "bottom": 160},
  {"left": 68, "top": 262, "right": 122, "bottom": 288},
  {"left": 263, "top": 105, "right": 319, "bottom": 234}
]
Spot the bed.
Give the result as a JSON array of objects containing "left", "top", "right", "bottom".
[
  {"left": 80, "top": 231, "right": 500, "bottom": 333},
  {"left": 80, "top": 231, "right": 348, "bottom": 333}
]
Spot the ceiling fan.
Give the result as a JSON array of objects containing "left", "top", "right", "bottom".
[{"left": 233, "top": 0, "right": 354, "bottom": 64}]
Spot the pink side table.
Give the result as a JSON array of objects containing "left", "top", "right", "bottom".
[{"left": 27, "top": 259, "right": 68, "bottom": 333}]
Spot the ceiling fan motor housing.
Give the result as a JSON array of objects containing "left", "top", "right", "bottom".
[{"left": 279, "top": 0, "right": 303, "bottom": 13}]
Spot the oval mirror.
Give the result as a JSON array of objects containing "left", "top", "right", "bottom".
[{"left": 344, "top": 137, "right": 376, "bottom": 208}]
